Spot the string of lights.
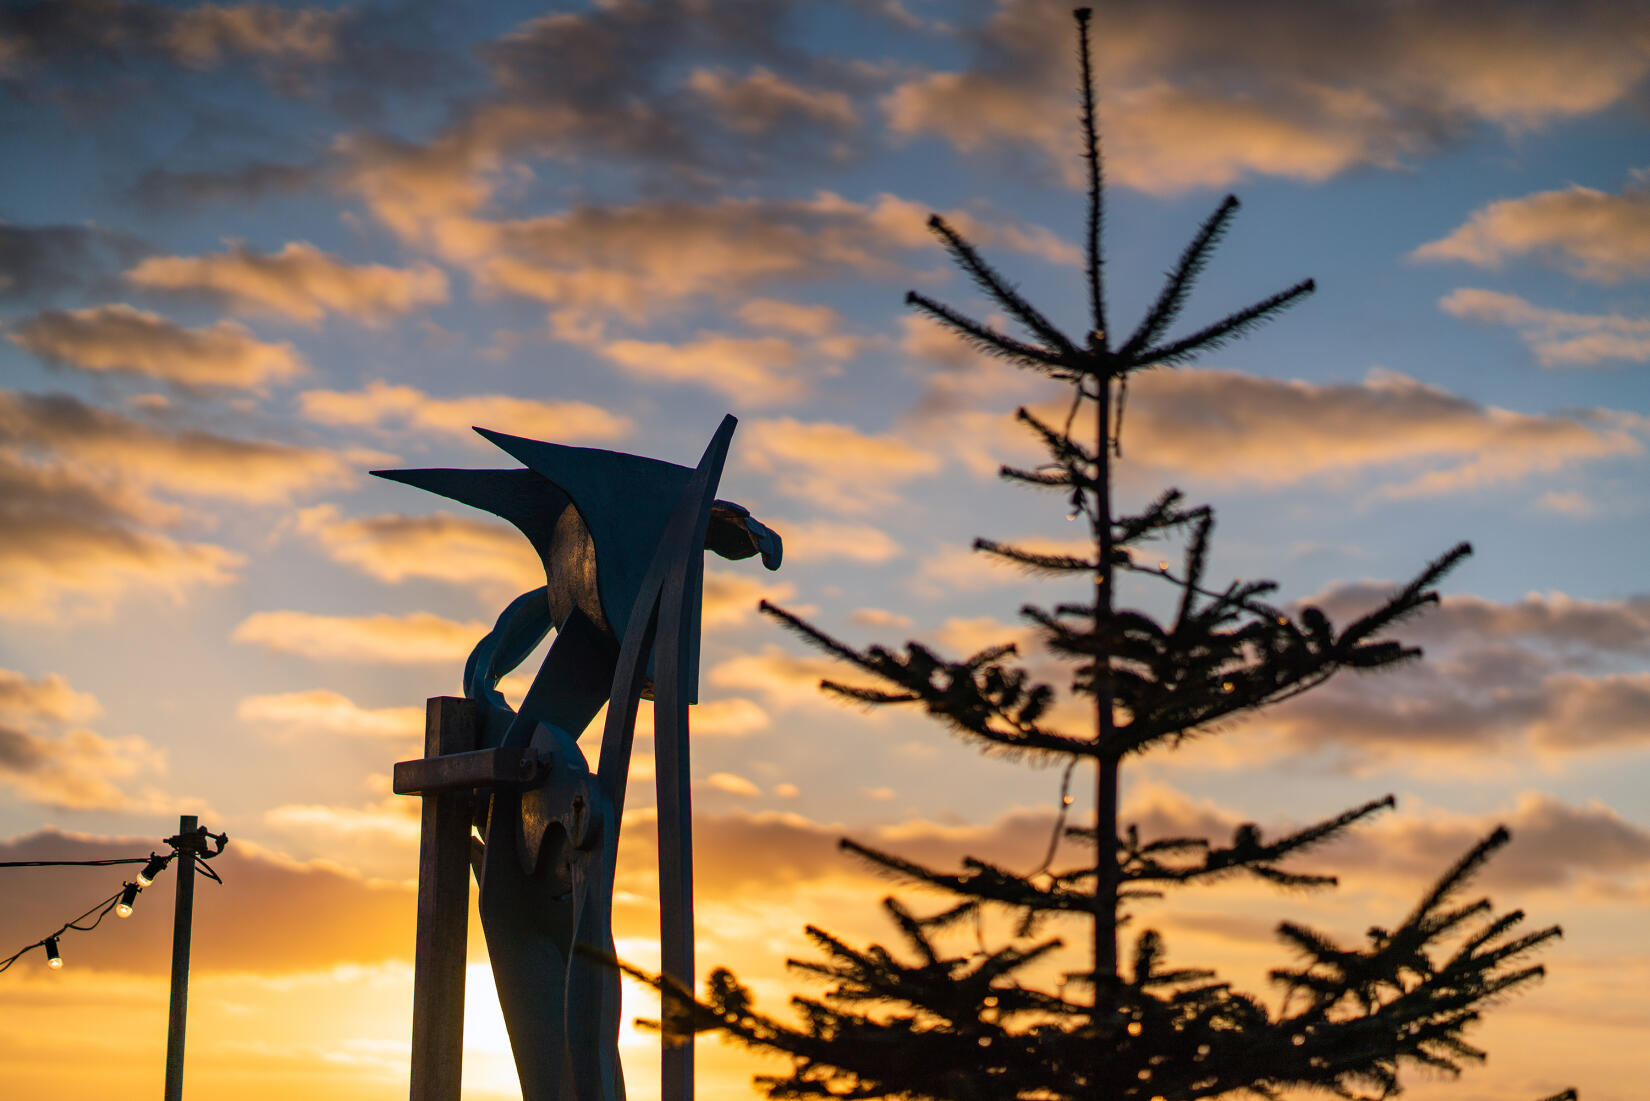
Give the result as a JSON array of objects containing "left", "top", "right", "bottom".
[
  {"left": 0, "top": 829, "right": 227, "bottom": 974},
  {"left": 0, "top": 853, "right": 172, "bottom": 973}
]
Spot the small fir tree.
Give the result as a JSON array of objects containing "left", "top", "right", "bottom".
[{"left": 630, "top": 10, "right": 1573, "bottom": 1100}]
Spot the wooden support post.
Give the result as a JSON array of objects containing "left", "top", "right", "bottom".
[
  {"left": 164, "top": 814, "right": 202, "bottom": 1101},
  {"left": 407, "top": 697, "right": 481, "bottom": 1101}
]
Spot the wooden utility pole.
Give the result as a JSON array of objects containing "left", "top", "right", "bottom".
[
  {"left": 164, "top": 814, "right": 207, "bottom": 1101},
  {"left": 403, "top": 697, "right": 479, "bottom": 1101}
]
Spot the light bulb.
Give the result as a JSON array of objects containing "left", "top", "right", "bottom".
[
  {"left": 136, "top": 855, "right": 167, "bottom": 888},
  {"left": 117, "top": 882, "right": 140, "bottom": 918},
  {"left": 45, "top": 937, "right": 62, "bottom": 969},
  {"left": 1126, "top": 1021, "right": 1142, "bottom": 1036}
]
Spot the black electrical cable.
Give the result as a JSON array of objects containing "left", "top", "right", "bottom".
[
  {"left": 0, "top": 882, "right": 134, "bottom": 973},
  {"left": 0, "top": 857, "right": 154, "bottom": 868}
]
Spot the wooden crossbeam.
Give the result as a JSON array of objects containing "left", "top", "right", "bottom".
[{"left": 394, "top": 744, "right": 547, "bottom": 797}]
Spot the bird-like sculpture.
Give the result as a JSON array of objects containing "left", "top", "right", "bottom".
[{"left": 375, "top": 417, "right": 779, "bottom": 1101}]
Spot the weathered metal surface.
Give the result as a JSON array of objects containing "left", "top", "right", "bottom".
[{"left": 408, "top": 697, "right": 480, "bottom": 1101}]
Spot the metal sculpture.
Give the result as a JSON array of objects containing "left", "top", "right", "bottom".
[{"left": 386, "top": 415, "right": 780, "bottom": 1101}]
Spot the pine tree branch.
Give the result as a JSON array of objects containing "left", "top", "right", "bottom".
[
  {"left": 974, "top": 538, "right": 1096, "bottom": 575},
  {"left": 1015, "top": 405, "right": 1099, "bottom": 467},
  {"left": 1074, "top": 6, "right": 1107, "bottom": 349},
  {"left": 905, "top": 291, "right": 1071, "bottom": 373},
  {"left": 1337, "top": 541, "right": 1473, "bottom": 651},
  {"left": 1119, "top": 194, "right": 1240, "bottom": 360},
  {"left": 1133, "top": 278, "right": 1316, "bottom": 367},
  {"left": 998, "top": 464, "right": 1077, "bottom": 490},
  {"left": 840, "top": 839, "right": 1098, "bottom": 916},
  {"left": 925, "top": 214, "right": 1078, "bottom": 357}
]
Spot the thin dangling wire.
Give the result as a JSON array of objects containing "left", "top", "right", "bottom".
[{"left": 1112, "top": 372, "right": 1128, "bottom": 457}]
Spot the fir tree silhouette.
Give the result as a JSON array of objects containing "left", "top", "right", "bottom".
[{"left": 623, "top": 10, "right": 1573, "bottom": 1100}]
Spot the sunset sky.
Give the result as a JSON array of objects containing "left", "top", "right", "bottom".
[{"left": 2, "top": 1, "right": 1649, "bottom": 1098}]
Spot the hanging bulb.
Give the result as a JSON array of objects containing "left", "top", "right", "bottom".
[
  {"left": 45, "top": 937, "right": 62, "bottom": 969},
  {"left": 1126, "top": 1020, "right": 1142, "bottom": 1036},
  {"left": 1157, "top": 560, "right": 1169, "bottom": 572},
  {"left": 1062, "top": 794, "right": 1075, "bottom": 806},
  {"left": 1221, "top": 680, "right": 1234, "bottom": 693},
  {"left": 117, "top": 883, "right": 140, "bottom": 918},
  {"left": 136, "top": 855, "right": 167, "bottom": 887}
]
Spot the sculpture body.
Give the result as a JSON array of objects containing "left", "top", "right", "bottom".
[{"left": 379, "top": 416, "right": 780, "bottom": 1100}]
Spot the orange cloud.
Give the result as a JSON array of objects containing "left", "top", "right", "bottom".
[
  {"left": 0, "top": 0, "right": 343, "bottom": 76},
  {"left": 882, "top": 0, "right": 1650, "bottom": 193},
  {"left": 1440, "top": 288, "right": 1650, "bottom": 366},
  {"left": 126, "top": 241, "right": 448, "bottom": 325},
  {"left": 0, "top": 389, "right": 348, "bottom": 504},
  {"left": 687, "top": 66, "right": 857, "bottom": 134},
  {"left": 597, "top": 332, "right": 811, "bottom": 407},
  {"left": 702, "top": 569, "right": 795, "bottom": 631},
  {"left": 888, "top": 72, "right": 1413, "bottom": 193},
  {"left": 1317, "top": 792, "right": 1650, "bottom": 898},
  {"left": 295, "top": 504, "right": 542, "bottom": 590},
  {"left": 1205, "top": 586, "right": 1650, "bottom": 767},
  {"left": 237, "top": 690, "right": 424, "bottom": 741},
  {"left": 162, "top": 4, "right": 341, "bottom": 68},
  {"left": 297, "top": 380, "right": 632, "bottom": 445},
  {"left": 775, "top": 518, "right": 903, "bottom": 564},
  {"left": 0, "top": 669, "right": 101, "bottom": 726},
  {"left": 0, "top": 451, "right": 243, "bottom": 620},
  {"left": 736, "top": 297, "right": 847, "bottom": 338},
  {"left": 232, "top": 611, "right": 487, "bottom": 665},
  {"left": 0, "top": 669, "right": 172, "bottom": 812},
  {"left": 1414, "top": 179, "right": 1650, "bottom": 282},
  {"left": 1115, "top": 781, "right": 1650, "bottom": 903},
  {"left": 690, "top": 697, "right": 770, "bottom": 739},
  {"left": 707, "top": 646, "right": 844, "bottom": 711},
  {"left": 0, "top": 726, "right": 172, "bottom": 812},
  {"left": 1122, "top": 368, "right": 1639, "bottom": 496},
  {"left": 261, "top": 796, "right": 423, "bottom": 863},
  {"left": 739, "top": 416, "right": 942, "bottom": 514},
  {"left": 343, "top": 132, "right": 1070, "bottom": 336},
  {"left": 8, "top": 304, "right": 304, "bottom": 388},
  {"left": 705, "top": 771, "right": 761, "bottom": 797},
  {"left": 851, "top": 607, "right": 914, "bottom": 630}
]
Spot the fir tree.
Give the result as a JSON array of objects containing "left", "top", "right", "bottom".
[{"left": 626, "top": 10, "right": 1572, "bottom": 1100}]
